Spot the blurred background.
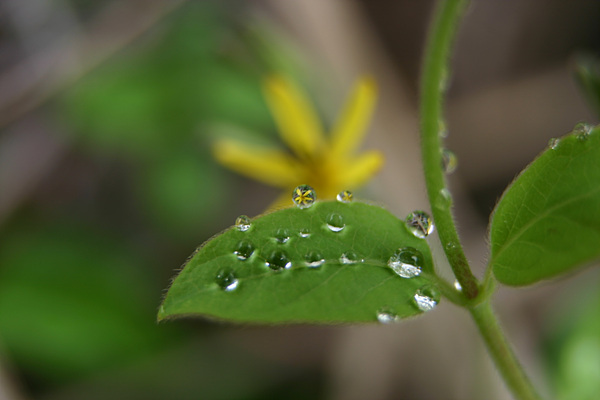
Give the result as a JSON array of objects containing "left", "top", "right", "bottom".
[{"left": 1, "top": 0, "right": 600, "bottom": 399}]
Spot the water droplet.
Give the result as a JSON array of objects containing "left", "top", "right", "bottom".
[
  {"left": 266, "top": 250, "right": 291, "bottom": 270},
  {"left": 388, "top": 247, "right": 423, "bottom": 278},
  {"left": 377, "top": 308, "right": 399, "bottom": 324},
  {"left": 336, "top": 190, "right": 353, "bottom": 203},
  {"left": 405, "top": 211, "right": 434, "bottom": 239},
  {"left": 299, "top": 228, "right": 311, "bottom": 238},
  {"left": 292, "top": 184, "right": 316, "bottom": 209},
  {"left": 445, "top": 241, "right": 457, "bottom": 251},
  {"left": 439, "top": 188, "right": 452, "bottom": 205},
  {"left": 340, "top": 251, "right": 362, "bottom": 264},
  {"left": 438, "top": 120, "right": 448, "bottom": 138},
  {"left": 548, "top": 138, "right": 560, "bottom": 150},
  {"left": 454, "top": 280, "right": 463, "bottom": 291},
  {"left": 274, "top": 228, "right": 290, "bottom": 244},
  {"left": 573, "top": 122, "right": 593, "bottom": 140},
  {"left": 233, "top": 240, "right": 255, "bottom": 260},
  {"left": 413, "top": 286, "right": 439, "bottom": 312},
  {"left": 326, "top": 213, "right": 345, "bottom": 232},
  {"left": 235, "top": 215, "right": 251, "bottom": 232},
  {"left": 441, "top": 149, "right": 457, "bottom": 174},
  {"left": 216, "top": 269, "right": 239, "bottom": 291},
  {"left": 304, "top": 251, "right": 325, "bottom": 268}
]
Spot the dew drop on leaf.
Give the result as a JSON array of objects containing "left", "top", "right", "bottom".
[
  {"left": 548, "top": 138, "right": 560, "bottom": 150},
  {"left": 274, "top": 228, "right": 290, "bottom": 244},
  {"left": 388, "top": 247, "right": 423, "bottom": 278},
  {"left": 441, "top": 149, "right": 457, "bottom": 174},
  {"left": 439, "top": 188, "right": 452, "bottom": 206},
  {"left": 304, "top": 251, "right": 325, "bottom": 268},
  {"left": 216, "top": 269, "right": 239, "bottom": 292},
  {"left": 336, "top": 190, "right": 353, "bottom": 203},
  {"left": 292, "top": 184, "right": 316, "bottom": 209},
  {"left": 376, "top": 308, "right": 399, "bottom": 324},
  {"left": 413, "top": 286, "right": 439, "bottom": 312},
  {"left": 266, "top": 250, "right": 291, "bottom": 270},
  {"left": 438, "top": 120, "right": 448, "bottom": 138},
  {"left": 405, "top": 211, "right": 434, "bottom": 239},
  {"left": 235, "top": 215, "right": 251, "bottom": 232},
  {"left": 233, "top": 240, "right": 255, "bottom": 260},
  {"left": 572, "top": 122, "right": 593, "bottom": 141},
  {"left": 340, "top": 251, "right": 362, "bottom": 264},
  {"left": 299, "top": 228, "right": 311, "bottom": 238},
  {"left": 326, "top": 213, "right": 345, "bottom": 232}
]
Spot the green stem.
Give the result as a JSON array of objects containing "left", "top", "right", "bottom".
[
  {"left": 470, "top": 302, "right": 543, "bottom": 400},
  {"left": 419, "top": 0, "right": 479, "bottom": 299}
]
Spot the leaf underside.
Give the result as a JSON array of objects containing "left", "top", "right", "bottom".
[
  {"left": 159, "top": 201, "right": 437, "bottom": 323},
  {"left": 489, "top": 125, "right": 600, "bottom": 286}
]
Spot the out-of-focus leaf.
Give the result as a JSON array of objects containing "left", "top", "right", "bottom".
[
  {"left": 575, "top": 54, "right": 600, "bottom": 118},
  {"left": 489, "top": 125, "right": 600, "bottom": 286},
  {"left": 159, "top": 201, "right": 439, "bottom": 323},
  {"left": 0, "top": 222, "right": 167, "bottom": 382}
]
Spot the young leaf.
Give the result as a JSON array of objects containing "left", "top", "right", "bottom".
[
  {"left": 159, "top": 201, "right": 439, "bottom": 323},
  {"left": 489, "top": 125, "right": 600, "bottom": 286}
]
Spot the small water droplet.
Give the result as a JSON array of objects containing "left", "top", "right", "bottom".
[
  {"left": 304, "top": 251, "right": 325, "bottom": 268},
  {"left": 292, "top": 184, "right": 316, "bottom": 209},
  {"left": 266, "top": 250, "right": 291, "bottom": 270},
  {"left": 235, "top": 215, "right": 251, "bottom": 232},
  {"left": 445, "top": 241, "right": 457, "bottom": 251},
  {"left": 405, "top": 211, "right": 434, "bottom": 239},
  {"left": 233, "top": 240, "right": 255, "bottom": 260},
  {"left": 336, "top": 190, "right": 353, "bottom": 203},
  {"left": 274, "top": 228, "right": 290, "bottom": 244},
  {"left": 377, "top": 308, "right": 399, "bottom": 324},
  {"left": 573, "top": 122, "right": 593, "bottom": 140},
  {"left": 454, "top": 280, "right": 463, "bottom": 291},
  {"left": 299, "top": 228, "right": 311, "bottom": 238},
  {"left": 439, "top": 188, "right": 452, "bottom": 205},
  {"left": 413, "top": 286, "right": 439, "bottom": 312},
  {"left": 340, "top": 251, "right": 362, "bottom": 264},
  {"left": 438, "top": 120, "right": 448, "bottom": 138},
  {"left": 548, "top": 138, "right": 560, "bottom": 149},
  {"left": 388, "top": 247, "right": 423, "bottom": 278},
  {"left": 441, "top": 149, "right": 457, "bottom": 174},
  {"left": 326, "top": 213, "right": 345, "bottom": 232},
  {"left": 216, "top": 269, "right": 239, "bottom": 291}
]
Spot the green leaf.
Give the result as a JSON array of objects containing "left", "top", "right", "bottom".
[
  {"left": 159, "top": 201, "right": 439, "bottom": 323},
  {"left": 489, "top": 125, "right": 600, "bottom": 286}
]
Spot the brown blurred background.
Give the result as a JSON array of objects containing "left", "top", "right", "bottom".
[{"left": 1, "top": 1, "right": 599, "bottom": 399}]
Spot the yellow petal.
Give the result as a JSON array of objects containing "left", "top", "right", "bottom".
[
  {"left": 262, "top": 75, "right": 326, "bottom": 159},
  {"left": 266, "top": 191, "right": 295, "bottom": 211},
  {"left": 330, "top": 76, "right": 377, "bottom": 157},
  {"left": 337, "top": 151, "right": 384, "bottom": 188},
  {"left": 212, "top": 139, "right": 304, "bottom": 188}
]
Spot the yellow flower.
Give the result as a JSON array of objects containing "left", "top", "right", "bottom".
[{"left": 212, "top": 75, "right": 384, "bottom": 209}]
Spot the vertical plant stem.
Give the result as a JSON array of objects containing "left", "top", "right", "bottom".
[
  {"left": 419, "top": 0, "right": 479, "bottom": 299},
  {"left": 470, "top": 302, "right": 543, "bottom": 400},
  {"left": 419, "top": 1, "right": 545, "bottom": 399}
]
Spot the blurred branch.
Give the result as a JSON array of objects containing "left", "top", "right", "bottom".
[{"left": 0, "top": 0, "right": 187, "bottom": 128}]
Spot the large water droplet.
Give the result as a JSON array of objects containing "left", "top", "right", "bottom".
[
  {"left": 326, "top": 213, "right": 345, "bottom": 232},
  {"left": 548, "top": 138, "right": 560, "bottom": 150},
  {"left": 340, "top": 251, "right": 363, "bottom": 264},
  {"left": 336, "top": 190, "right": 353, "bottom": 203},
  {"left": 405, "top": 211, "right": 434, "bottom": 239},
  {"left": 413, "top": 286, "right": 439, "bottom": 312},
  {"left": 573, "top": 122, "right": 593, "bottom": 140},
  {"left": 304, "top": 251, "right": 325, "bottom": 268},
  {"left": 377, "top": 308, "right": 399, "bottom": 324},
  {"left": 234, "top": 240, "right": 255, "bottom": 260},
  {"left": 274, "top": 228, "right": 290, "bottom": 244},
  {"left": 216, "top": 269, "right": 239, "bottom": 291},
  {"left": 235, "top": 215, "right": 251, "bottom": 232},
  {"left": 388, "top": 247, "right": 423, "bottom": 278},
  {"left": 441, "top": 149, "right": 457, "bottom": 174},
  {"left": 292, "top": 184, "right": 316, "bottom": 209},
  {"left": 266, "top": 250, "right": 291, "bottom": 270},
  {"left": 299, "top": 228, "right": 311, "bottom": 238}
]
